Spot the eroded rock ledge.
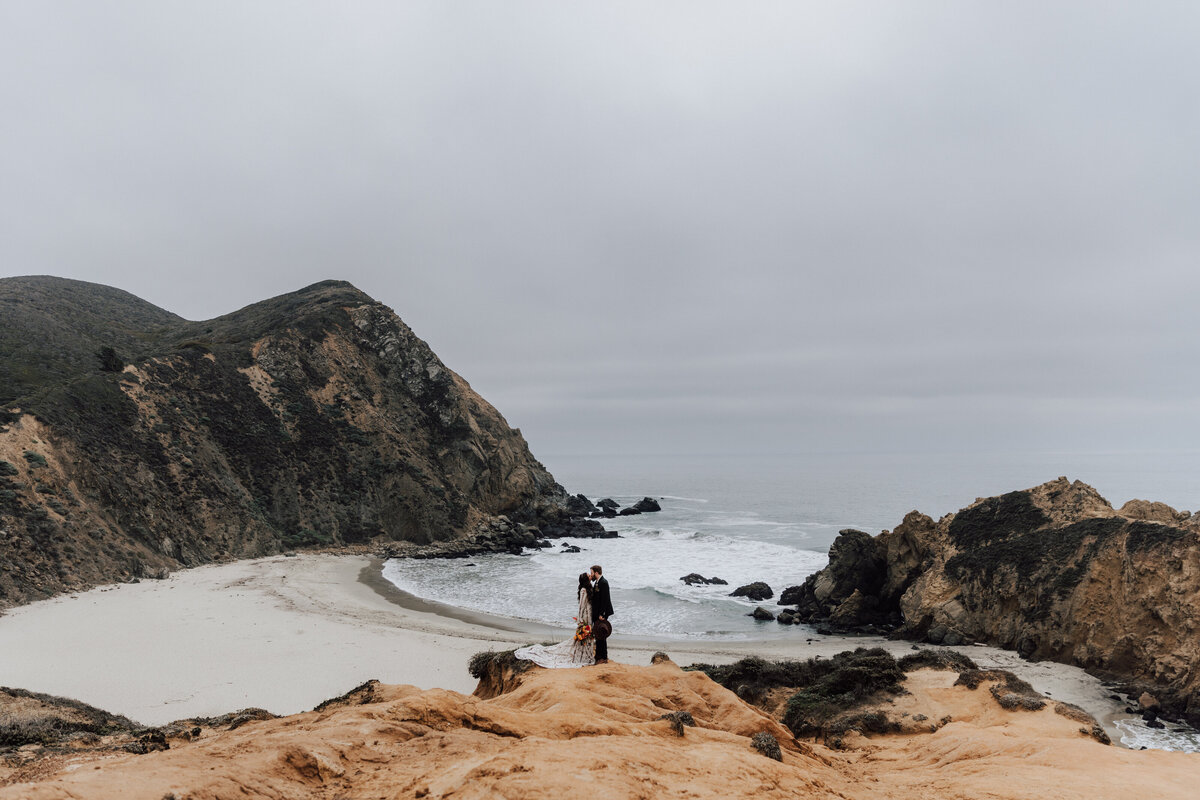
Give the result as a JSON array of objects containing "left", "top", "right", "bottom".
[{"left": 7, "top": 650, "right": 1190, "bottom": 800}]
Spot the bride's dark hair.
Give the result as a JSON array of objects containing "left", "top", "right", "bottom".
[{"left": 578, "top": 572, "right": 592, "bottom": 597}]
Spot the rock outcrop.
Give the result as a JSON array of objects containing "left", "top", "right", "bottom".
[
  {"left": 680, "top": 573, "right": 727, "bottom": 586},
  {"left": 630, "top": 496, "right": 662, "bottom": 513},
  {"left": 0, "top": 278, "right": 577, "bottom": 608},
  {"left": 790, "top": 477, "right": 1200, "bottom": 723},
  {"left": 730, "top": 582, "right": 774, "bottom": 601}
]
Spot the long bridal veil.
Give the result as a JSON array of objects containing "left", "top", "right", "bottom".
[{"left": 514, "top": 587, "right": 596, "bottom": 669}]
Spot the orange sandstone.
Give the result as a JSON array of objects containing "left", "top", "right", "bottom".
[{"left": 1, "top": 660, "right": 1195, "bottom": 800}]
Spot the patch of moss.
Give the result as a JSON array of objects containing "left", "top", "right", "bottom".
[
  {"left": 945, "top": 516, "right": 1125, "bottom": 603},
  {"left": 0, "top": 687, "right": 138, "bottom": 748},
  {"left": 897, "top": 648, "right": 979, "bottom": 673},
  {"left": 946, "top": 491, "right": 1049, "bottom": 551},
  {"left": 954, "top": 669, "right": 1048, "bottom": 711},
  {"left": 688, "top": 648, "right": 907, "bottom": 737},
  {"left": 1126, "top": 520, "right": 1191, "bottom": 552},
  {"left": 467, "top": 649, "right": 533, "bottom": 680}
]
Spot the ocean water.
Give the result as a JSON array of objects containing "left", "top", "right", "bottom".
[
  {"left": 383, "top": 450, "right": 1200, "bottom": 748},
  {"left": 385, "top": 451, "right": 1200, "bottom": 640},
  {"left": 1116, "top": 718, "right": 1200, "bottom": 753},
  {"left": 383, "top": 497, "right": 826, "bottom": 641}
]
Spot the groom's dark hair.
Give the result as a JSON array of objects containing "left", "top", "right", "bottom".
[{"left": 591, "top": 565, "right": 603, "bottom": 575}]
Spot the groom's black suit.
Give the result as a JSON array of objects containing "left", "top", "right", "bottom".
[{"left": 592, "top": 576, "right": 614, "bottom": 661}]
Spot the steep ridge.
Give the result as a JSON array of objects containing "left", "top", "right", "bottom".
[
  {"left": 0, "top": 276, "right": 184, "bottom": 406},
  {"left": 3, "top": 657, "right": 1195, "bottom": 799},
  {"left": 0, "top": 278, "right": 567, "bottom": 607},
  {"left": 785, "top": 478, "right": 1200, "bottom": 723}
]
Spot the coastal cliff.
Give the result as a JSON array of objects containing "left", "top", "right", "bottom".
[
  {"left": 3, "top": 655, "right": 1194, "bottom": 799},
  {"left": 0, "top": 277, "right": 568, "bottom": 608},
  {"left": 786, "top": 478, "right": 1200, "bottom": 722}
]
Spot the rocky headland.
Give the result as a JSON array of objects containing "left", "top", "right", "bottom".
[
  {"left": 3, "top": 649, "right": 1194, "bottom": 799},
  {"left": 0, "top": 277, "right": 617, "bottom": 609},
  {"left": 779, "top": 478, "right": 1200, "bottom": 724}
]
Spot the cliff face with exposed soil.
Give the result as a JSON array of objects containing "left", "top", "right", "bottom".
[
  {"left": 788, "top": 478, "right": 1200, "bottom": 721},
  {"left": 3, "top": 657, "right": 1195, "bottom": 800},
  {"left": 0, "top": 278, "right": 567, "bottom": 607}
]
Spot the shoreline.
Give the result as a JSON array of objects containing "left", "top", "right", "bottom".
[
  {"left": 357, "top": 557, "right": 563, "bottom": 636},
  {"left": 0, "top": 553, "right": 1143, "bottom": 745}
]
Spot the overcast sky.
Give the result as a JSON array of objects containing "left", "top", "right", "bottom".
[{"left": 3, "top": 2, "right": 1199, "bottom": 459}]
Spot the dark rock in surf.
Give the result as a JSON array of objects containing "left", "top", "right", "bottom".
[
  {"left": 618, "top": 507, "right": 642, "bottom": 516},
  {"left": 597, "top": 498, "right": 620, "bottom": 510},
  {"left": 565, "top": 494, "right": 598, "bottom": 516},
  {"left": 730, "top": 582, "right": 774, "bottom": 602},
  {"left": 680, "top": 573, "right": 727, "bottom": 586},
  {"left": 538, "top": 517, "right": 618, "bottom": 539},
  {"left": 630, "top": 497, "right": 662, "bottom": 513},
  {"left": 778, "top": 585, "right": 804, "bottom": 605},
  {"left": 751, "top": 606, "right": 775, "bottom": 621}
]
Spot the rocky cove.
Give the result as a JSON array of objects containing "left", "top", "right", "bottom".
[{"left": 5, "top": 276, "right": 1200, "bottom": 799}]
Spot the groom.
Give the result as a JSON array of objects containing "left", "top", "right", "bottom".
[{"left": 589, "top": 565, "right": 614, "bottom": 664}]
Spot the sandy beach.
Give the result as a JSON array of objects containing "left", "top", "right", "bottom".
[{"left": 0, "top": 554, "right": 1133, "bottom": 739}]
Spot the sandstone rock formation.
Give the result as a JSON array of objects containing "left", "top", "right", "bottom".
[
  {"left": 0, "top": 278, "right": 573, "bottom": 608},
  {"left": 4, "top": 654, "right": 1196, "bottom": 799},
  {"left": 789, "top": 477, "right": 1200, "bottom": 723}
]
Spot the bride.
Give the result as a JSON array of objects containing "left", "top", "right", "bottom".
[{"left": 514, "top": 573, "right": 596, "bottom": 668}]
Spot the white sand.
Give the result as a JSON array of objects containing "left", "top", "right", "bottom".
[{"left": 0, "top": 554, "right": 1131, "bottom": 738}]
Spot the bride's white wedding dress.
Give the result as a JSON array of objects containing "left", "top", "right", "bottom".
[{"left": 514, "top": 587, "right": 596, "bottom": 668}]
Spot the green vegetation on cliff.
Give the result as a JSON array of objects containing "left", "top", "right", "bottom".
[{"left": 0, "top": 277, "right": 566, "bottom": 608}]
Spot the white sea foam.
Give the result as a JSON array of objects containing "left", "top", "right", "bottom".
[
  {"left": 383, "top": 501, "right": 827, "bottom": 640},
  {"left": 1116, "top": 718, "right": 1200, "bottom": 753}
]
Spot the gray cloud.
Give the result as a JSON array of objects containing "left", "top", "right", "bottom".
[{"left": 3, "top": 2, "right": 1199, "bottom": 457}]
